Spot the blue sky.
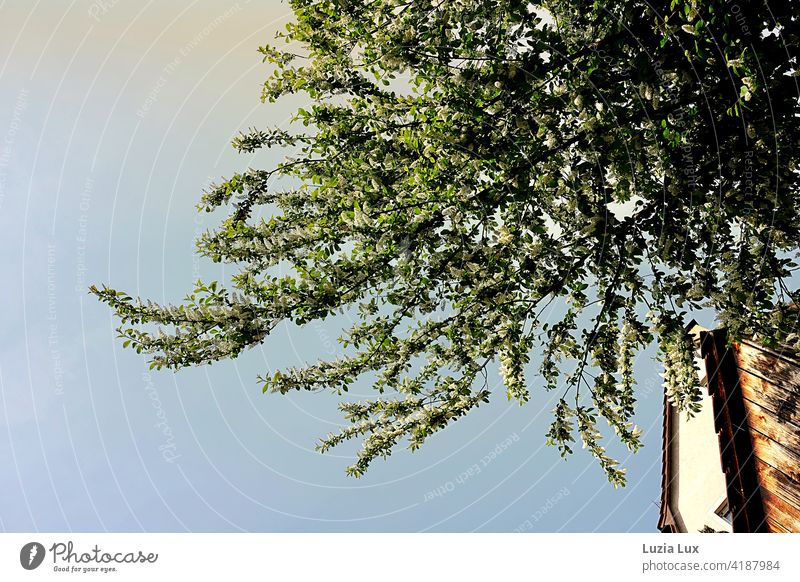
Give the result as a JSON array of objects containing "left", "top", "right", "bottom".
[{"left": 0, "top": 0, "right": 675, "bottom": 532}]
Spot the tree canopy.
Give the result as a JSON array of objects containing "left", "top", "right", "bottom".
[{"left": 92, "top": 0, "right": 800, "bottom": 486}]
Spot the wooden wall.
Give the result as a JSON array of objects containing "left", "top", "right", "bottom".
[{"left": 733, "top": 341, "right": 800, "bottom": 533}]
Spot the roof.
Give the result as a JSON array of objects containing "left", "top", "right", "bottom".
[
  {"left": 699, "top": 328, "right": 767, "bottom": 532},
  {"left": 657, "top": 386, "right": 677, "bottom": 532}
]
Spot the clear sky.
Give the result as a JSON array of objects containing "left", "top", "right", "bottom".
[{"left": 0, "top": 0, "right": 674, "bottom": 532}]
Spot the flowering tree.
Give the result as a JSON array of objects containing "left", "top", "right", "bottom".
[{"left": 92, "top": 0, "right": 800, "bottom": 485}]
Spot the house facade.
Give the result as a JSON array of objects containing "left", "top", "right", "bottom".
[{"left": 658, "top": 322, "right": 800, "bottom": 533}]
